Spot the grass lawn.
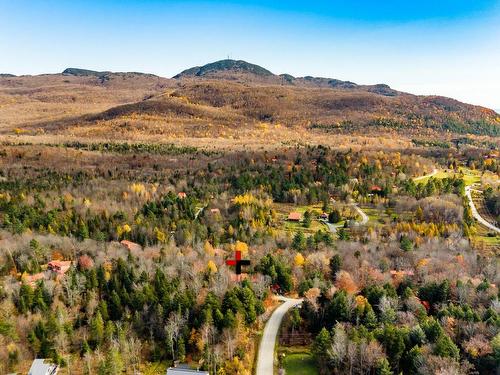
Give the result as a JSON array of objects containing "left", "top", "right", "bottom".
[
  {"left": 413, "top": 167, "right": 482, "bottom": 186},
  {"left": 274, "top": 203, "right": 326, "bottom": 234},
  {"left": 473, "top": 224, "right": 500, "bottom": 248},
  {"left": 280, "top": 349, "right": 318, "bottom": 375}
]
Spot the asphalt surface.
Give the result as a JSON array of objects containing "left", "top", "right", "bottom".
[
  {"left": 466, "top": 186, "right": 500, "bottom": 234},
  {"left": 255, "top": 296, "right": 302, "bottom": 375}
]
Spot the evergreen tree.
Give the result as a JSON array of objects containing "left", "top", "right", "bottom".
[
  {"left": 312, "top": 328, "right": 331, "bottom": 371},
  {"left": 91, "top": 311, "right": 104, "bottom": 345},
  {"left": 329, "top": 254, "right": 342, "bottom": 281},
  {"left": 292, "top": 231, "right": 306, "bottom": 251},
  {"left": 328, "top": 209, "right": 341, "bottom": 224},
  {"left": 375, "top": 358, "right": 392, "bottom": 375}
]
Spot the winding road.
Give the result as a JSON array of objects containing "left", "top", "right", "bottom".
[
  {"left": 465, "top": 186, "right": 500, "bottom": 234},
  {"left": 256, "top": 296, "right": 302, "bottom": 375}
]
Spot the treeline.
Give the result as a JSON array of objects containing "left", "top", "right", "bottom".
[
  {"left": 10, "top": 258, "right": 265, "bottom": 372},
  {"left": 300, "top": 254, "right": 499, "bottom": 374}
]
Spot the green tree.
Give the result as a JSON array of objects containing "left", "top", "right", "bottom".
[
  {"left": 329, "top": 254, "right": 342, "bottom": 281},
  {"left": 400, "top": 236, "right": 413, "bottom": 252},
  {"left": 328, "top": 209, "right": 341, "bottom": 224},
  {"left": 378, "top": 325, "right": 407, "bottom": 372},
  {"left": 434, "top": 334, "right": 459, "bottom": 359},
  {"left": 104, "top": 346, "right": 124, "bottom": 375},
  {"left": 312, "top": 328, "right": 332, "bottom": 371},
  {"left": 326, "top": 290, "right": 350, "bottom": 324},
  {"left": 91, "top": 311, "right": 104, "bottom": 345},
  {"left": 292, "top": 231, "right": 306, "bottom": 251},
  {"left": 375, "top": 358, "right": 392, "bottom": 375},
  {"left": 303, "top": 210, "right": 312, "bottom": 228}
]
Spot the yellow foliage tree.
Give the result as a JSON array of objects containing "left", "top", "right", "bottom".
[
  {"left": 207, "top": 260, "right": 218, "bottom": 274},
  {"left": 204, "top": 241, "right": 215, "bottom": 256},
  {"left": 235, "top": 241, "right": 248, "bottom": 254},
  {"left": 294, "top": 253, "right": 305, "bottom": 267},
  {"left": 117, "top": 224, "right": 132, "bottom": 238},
  {"left": 154, "top": 227, "right": 167, "bottom": 243},
  {"left": 223, "top": 357, "right": 250, "bottom": 375}
]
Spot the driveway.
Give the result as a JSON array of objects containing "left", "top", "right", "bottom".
[
  {"left": 414, "top": 168, "right": 438, "bottom": 182},
  {"left": 256, "top": 296, "right": 302, "bottom": 375},
  {"left": 465, "top": 186, "right": 500, "bottom": 234}
]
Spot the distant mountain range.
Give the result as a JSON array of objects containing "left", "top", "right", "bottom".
[
  {"left": 172, "top": 59, "right": 399, "bottom": 96},
  {"left": 0, "top": 59, "right": 498, "bottom": 140}
]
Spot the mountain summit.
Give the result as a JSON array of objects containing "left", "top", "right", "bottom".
[{"left": 173, "top": 59, "right": 274, "bottom": 79}]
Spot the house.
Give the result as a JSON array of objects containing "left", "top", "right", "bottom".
[
  {"left": 370, "top": 185, "right": 383, "bottom": 192},
  {"left": 319, "top": 213, "right": 328, "bottom": 220},
  {"left": 166, "top": 364, "right": 208, "bottom": 375},
  {"left": 28, "top": 359, "right": 58, "bottom": 375},
  {"left": 177, "top": 192, "right": 187, "bottom": 199},
  {"left": 287, "top": 212, "right": 302, "bottom": 221},
  {"left": 47, "top": 261, "right": 72, "bottom": 275},
  {"left": 120, "top": 240, "right": 142, "bottom": 253}
]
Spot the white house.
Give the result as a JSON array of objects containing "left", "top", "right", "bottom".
[
  {"left": 28, "top": 359, "right": 58, "bottom": 375},
  {"left": 166, "top": 365, "right": 209, "bottom": 375}
]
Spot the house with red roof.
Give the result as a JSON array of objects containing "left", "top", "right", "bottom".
[{"left": 287, "top": 212, "right": 302, "bottom": 221}]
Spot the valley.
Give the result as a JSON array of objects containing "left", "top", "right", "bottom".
[{"left": 0, "top": 60, "right": 498, "bottom": 375}]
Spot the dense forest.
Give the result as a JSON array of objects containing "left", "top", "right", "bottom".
[{"left": 0, "top": 141, "right": 498, "bottom": 374}]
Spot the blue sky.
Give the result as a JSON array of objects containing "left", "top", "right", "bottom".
[{"left": 1, "top": 0, "right": 500, "bottom": 109}]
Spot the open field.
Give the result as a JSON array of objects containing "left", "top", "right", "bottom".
[
  {"left": 273, "top": 203, "right": 325, "bottom": 234},
  {"left": 413, "top": 167, "right": 483, "bottom": 185},
  {"left": 278, "top": 347, "right": 318, "bottom": 375}
]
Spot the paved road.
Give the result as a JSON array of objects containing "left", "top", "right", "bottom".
[
  {"left": 256, "top": 296, "right": 302, "bottom": 375},
  {"left": 414, "top": 168, "right": 438, "bottom": 182},
  {"left": 465, "top": 186, "right": 500, "bottom": 234}
]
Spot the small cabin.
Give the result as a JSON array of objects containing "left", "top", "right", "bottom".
[
  {"left": 287, "top": 212, "right": 302, "bottom": 221},
  {"left": 177, "top": 192, "right": 187, "bottom": 199}
]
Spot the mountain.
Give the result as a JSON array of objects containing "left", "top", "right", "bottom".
[
  {"left": 173, "top": 59, "right": 274, "bottom": 79},
  {"left": 63, "top": 68, "right": 159, "bottom": 81},
  {"left": 0, "top": 60, "right": 498, "bottom": 142},
  {"left": 173, "top": 59, "right": 399, "bottom": 96},
  {"left": 0, "top": 73, "right": 16, "bottom": 78},
  {"left": 62, "top": 68, "right": 108, "bottom": 77}
]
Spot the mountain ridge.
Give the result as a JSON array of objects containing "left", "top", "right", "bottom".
[
  {"left": 173, "top": 59, "right": 400, "bottom": 96},
  {"left": 0, "top": 59, "right": 498, "bottom": 140}
]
